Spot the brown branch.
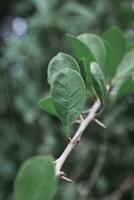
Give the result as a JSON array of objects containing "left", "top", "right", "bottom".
[
  {"left": 87, "top": 143, "right": 107, "bottom": 195},
  {"left": 103, "top": 176, "right": 134, "bottom": 200},
  {"left": 79, "top": 143, "right": 107, "bottom": 200}
]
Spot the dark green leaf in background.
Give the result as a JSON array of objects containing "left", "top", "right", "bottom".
[
  {"left": 78, "top": 33, "right": 106, "bottom": 67},
  {"left": 39, "top": 97, "right": 57, "bottom": 116},
  {"left": 66, "top": 34, "right": 95, "bottom": 62},
  {"left": 112, "top": 49, "right": 134, "bottom": 98},
  {"left": 66, "top": 34, "right": 95, "bottom": 87},
  {"left": 102, "top": 39, "right": 118, "bottom": 78},
  {"left": 90, "top": 62, "right": 107, "bottom": 108},
  {"left": 102, "top": 26, "right": 127, "bottom": 78},
  {"left": 14, "top": 155, "right": 57, "bottom": 200},
  {"left": 77, "top": 57, "right": 87, "bottom": 85},
  {"left": 117, "top": 78, "right": 134, "bottom": 99},
  {"left": 47, "top": 52, "right": 80, "bottom": 84},
  {"left": 51, "top": 68, "right": 86, "bottom": 127}
]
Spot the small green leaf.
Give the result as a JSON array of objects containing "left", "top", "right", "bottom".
[
  {"left": 39, "top": 97, "right": 57, "bottom": 116},
  {"left": 14, "top": 155, "right": 57, "bottom": 200},
  {"left": 47, "top": 52, "right": 80, "bottom": 84},
  {"left": 102, "top": 26, "right": 127, "bottom": 77},
  {"left": 90, "top": 62, "right": 107, "bottom": 108},
  {"left": 78, "top": 33, "right": 106, "bottom": 67},
  {"left": 66, "top": 33, "right": 95, "bottom": 87},
  {"left": 51, "top": 68, "right": 86, "bottom": 127}
]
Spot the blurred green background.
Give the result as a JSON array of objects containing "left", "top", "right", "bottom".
[{"left": 0, "top": 0, "right": 134, "bottom": 200}]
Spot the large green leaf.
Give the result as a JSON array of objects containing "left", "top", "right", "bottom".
[
  {"left": 112, "top": 49, "right": 134, "bottom": 97},
  {"left": 51, "top": 68, "right": 86, "bottom": 127},
  {"left": 47, "top": 52, "right": 80, "bottom": 84},
  {"left": 102, "top": 26, "right": 127, "bottom": 77},
  {"left": 90, "top": 62, "right": 107, "bottom": 108},
  {"left": 14, "top": 155, "right": 57, "bottom": 200},
  {"left": 78, "top": 33, "right": 106, "bottom": 67},
  {"left": 39, "top": 97, "right": 57, "bottom": 116},
  {"left": 66, "top": 34, "right": 95, "bottom": 87}
]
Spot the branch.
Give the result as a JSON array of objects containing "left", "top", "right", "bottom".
[
  {"left": 87, "top": 143, "right": 107, "bottom": 195},
  {"left": 78, "top": 143, "right": 107, "bottom": 200},
  {"left": 103, "top": 176, "right": 134, "bottom": 200},
  {"left": 55, "top": 99, "right": 101, "bottom": 177}
]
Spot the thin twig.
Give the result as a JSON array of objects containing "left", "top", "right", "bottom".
[
  {"left": 94, "top": 118, "right": 107, "bottom": 129},
  {"left": 79, "top": 143, "right": 107, "bottom": 200},
  {"left": 55, "top": 99, "right": 101, "bottom": 177},
  {"left": 88, "top": 144, "right": 107, "bottom": 193},
  {"left": 103, "top": 176, "right": 134, "bottom": 200}
]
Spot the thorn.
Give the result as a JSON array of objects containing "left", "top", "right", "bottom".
[
  {"left": 76, "top": 115, "right": 84, "bottom": 124},
  {"left": 76, "top": 136, "right": 81, "bottom": 144},
  {"left": 82, "top": 109, "right": 91, "bottom": 114},
  {"left": 106, "top": 84, "right": 111, "bottom": 91},
  {"left": 58, "top": 171, "right": 74, "bottom": 183},
  {"left": 61, "top": 175, "right": 74, "bottom": 183},
  {"left": 94, "top": 118, "right": 107, "bottom": 129},
  {"left": 59, "top": 171, "right": 66, "bottom": 177},
  {"left": 66, "top": 137, "right": 72, "bottom": 144},
  {"left": 80, "top": 114, "right": 84, "bottom": 121},
  {"left": 76, "top": 119, "right": 81, "bottom": 124}
]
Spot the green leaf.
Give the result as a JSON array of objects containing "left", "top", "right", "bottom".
[
  {"left": 77, "top": 57, "right": 87, "bottom": 85},
  {"left": 102, "top": 26, "right": 127, "bottom": 77},
  {"left": 90, "top": 62, "right": 107, "bottom": 108},
  {"left": 66, "top": 34, "right": 94, "bottom": 62},
  {"left": 47, "top": 52, "right": 80, "bottom": 84},
  {"left": 78, "top": 33, "right": 106, "bottom": 67},
  {"left": 39, "top": 97, "right": 57, "bottom": 116},
  {"left": 66, "top": 33, "right": 95, "bottom": 87},
  {"left": 14, "top": 155, "right": 57, "bottom": 200},
  {"left": 112, "top": 49, "right": 134, "bottom": 97},
  {"left": 102, "top": 39, "right": 118, "bottom": 78},
  {"left": 117, "top": 78, "right": 134, "bottom": 99},
  {"left": 51, "top": 68, "right": 86, "bottom": 127}
]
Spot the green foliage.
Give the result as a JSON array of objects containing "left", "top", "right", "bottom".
[
  {"left": 102, "top": 26, "right": 127, "bottom": 78},
  {"left": 112, "top": 49, "right": 134, "bottom": 98},
  {"left": 78, "top": 33, "right": 106, "bottom": 67},
  {"left": 66, "top": 34, "right": 95, "bottom": 87},
  {"left": 38, "top": 25, "right": 134, "bottom": 199},
  {"left": 39, "top": 97, "right": 57, "bottom": 116},
  {"left": 90, "top": 62, "right": 107, "bottom": 108},
  {"left": 1, "top": 0, "right": 134, "bottom": 200},
  {"left": 14, "top": 155, "right": 57, "bottom": 200},
  {"left": 51, "top": 68, "right": 86, "bottom": 127},
  {"left": 47, "top": 52, "right": 80, "bottom": 84}
]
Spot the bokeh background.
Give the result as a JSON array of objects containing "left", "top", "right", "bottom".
[{"left": 0, "top": 0, "right": 134, "bottom": 199}]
